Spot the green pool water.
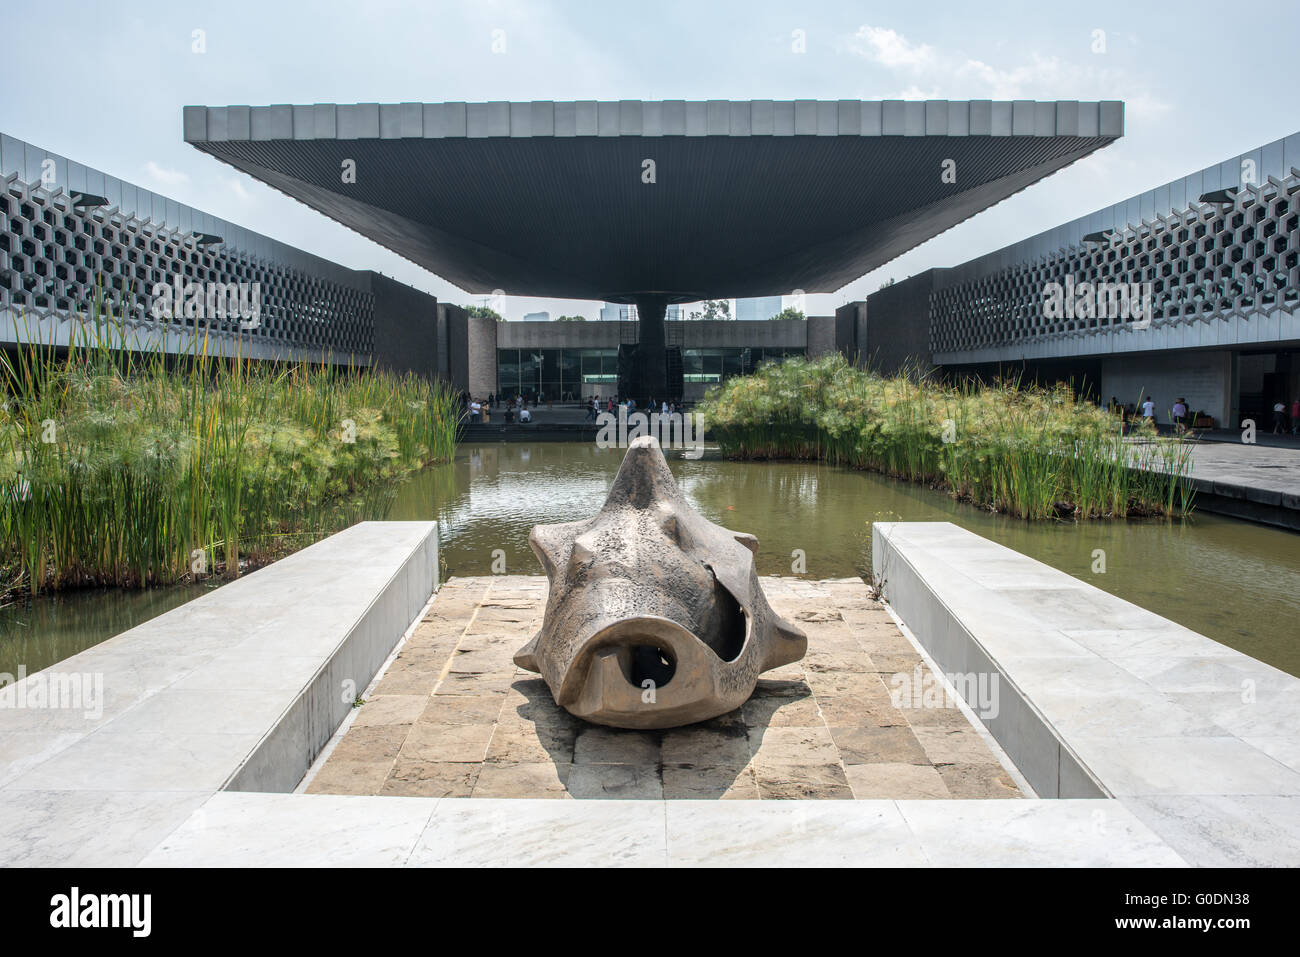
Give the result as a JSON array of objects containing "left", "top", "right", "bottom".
[{"left": 4, "top": 441, "right": 1298, "bottom": 677}]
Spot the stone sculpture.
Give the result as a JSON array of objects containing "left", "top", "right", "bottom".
[{"left": 514, "top": 435, "right": 807, "bottom": 728}]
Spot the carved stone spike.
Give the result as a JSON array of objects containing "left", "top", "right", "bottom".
[{"left": 515, "top": 435, "right": 807, "bottom": 729}]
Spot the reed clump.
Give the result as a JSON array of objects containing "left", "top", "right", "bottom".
[
  {"left": 1, "top": 312, "right": 461, "bottom": 598},
  {"left": 698, "top": 353, "right": 1194, "bottom": 520}
]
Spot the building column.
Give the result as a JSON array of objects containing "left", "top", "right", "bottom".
[{"left": 631, "top": 294, "right": 667, "bottom": 403}]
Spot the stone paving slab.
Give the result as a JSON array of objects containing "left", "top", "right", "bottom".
[
  {"left": 1134, "top": 438, "right": 1300, "bottom": 528},
  {"left": 1180, "top": 440, "right": 1300, "bottom": 503},
  {"left": 141, "top": 792, "right": 1185, "bottom": 867},
  {"left": 305, "top": 576, "right": 1022, "bottom": 800}
]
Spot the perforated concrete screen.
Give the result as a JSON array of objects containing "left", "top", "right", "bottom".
[
  {"left": 931, "top": 172, "right": 1300, "bottom": 355},
  {"left": 1, "top": 134, "right": 376, "bottom": 361}
]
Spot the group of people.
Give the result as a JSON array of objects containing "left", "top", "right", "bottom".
[
  {"left": 585, "top": 395, "right": 684, "bottom": 421},
  {"left": 1106, "top": 394, "right": 1300, "bottom": 436},
  {"left": 1272, "top": 398, "right": 1300, "bottom": 434},
  {"left": 463, "top": 392, "right": 532, "bottom": 423},
  {"left": 1107, "top": 395, "right": 1194, "bottom": 433},
  {"left": 463, "top": 391, "right": 691, "bottom": 425}
]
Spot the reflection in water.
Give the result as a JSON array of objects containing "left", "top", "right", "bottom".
[
  {"left": 0, "top": 583, "right": 213, "bottom": 676},
  {"left": 390, "top": 443, "right": 1300, "bottom": 677},
  {"left": 3, "top": 442, "right": 1298, "bottom": 678}
]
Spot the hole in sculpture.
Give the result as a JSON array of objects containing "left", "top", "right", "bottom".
[
  {"left": 630, "top": 644, "right": 676, "bottom": 688},
  {"left": 704, "top": 572, "right": 748, "bottom": 664}
]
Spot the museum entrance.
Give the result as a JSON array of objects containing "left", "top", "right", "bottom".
[{"left": 1237, "top": 349, "right": 1300, "bottom": 431}]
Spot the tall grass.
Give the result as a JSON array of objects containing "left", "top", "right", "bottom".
[
  {"left": 698, "top": 353, "right": 1195, "bottom": 520},
  {"left": 0, "top": 307, "right": 462, "bottom": 598}
]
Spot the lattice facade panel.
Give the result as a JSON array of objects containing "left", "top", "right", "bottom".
[
  {"left": 0, "top": 172, "right": 374, "bottom": 357},
  {"left": 930, "top": 171, "right": 1300, "bottom": 354}
]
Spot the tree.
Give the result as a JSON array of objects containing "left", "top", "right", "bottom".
[
  {"left": 770, "top": 306, "right": 804, "bottom": 321},
  {"left": 687, "top": 299, "right": 732, "bottom": 321},
  {"left": 554, "top": 314, "right": 586, "bottom": 321},
  {"left": 466, "top": 305, "right": 505, "bottom": 322}
]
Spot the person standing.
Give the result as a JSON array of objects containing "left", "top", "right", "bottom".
[
  {"left": 1141, "top": 397, "right": 1156, "bottom": 422},
  {"left": 1172, "top": 397, "right": 1188, "bottom": 434},
  {"left": 1290, "top": 397, "right": 1300, "bottom": 435}
]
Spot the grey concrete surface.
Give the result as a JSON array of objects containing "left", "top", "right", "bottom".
[
  {"left": 138, "top": 792, "right": 1182, "bottom": 867},
  {"left": 873, "top": 521, "right": 1300, "bottom": 866},
  {"left": 183, "top": 100, "right": 1122, "bottom": 300},
  {"left": 0, "top": 521, "right": 438, "bottom": 865}
]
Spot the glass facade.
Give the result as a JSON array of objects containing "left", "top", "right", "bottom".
[
  {"left": 497, "top": 348, "right": 618, "bottom": 399},
  {"left": 682, "top": 346, "right": 804, "bottom": 384},
  {"left": 497, "top": 345, "right": 805, "bottom": 397}
]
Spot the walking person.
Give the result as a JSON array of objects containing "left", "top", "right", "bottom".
[
  {"left": 1172, "top": 397, "right": 1188, "bottom": 434},
  {"left": 1290, "top": 397, "right": 1300, "bottom": 436},
  {"left": 1273, "top": 399, "right": 1287, "bottom": 434}
]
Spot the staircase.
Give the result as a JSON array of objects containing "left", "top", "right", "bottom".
[
  {"left": 665, "top": 311, "right": 684, "bottom": 400},
  {"left": 614, "top": 305, "right": 684, "bottom": 400}
]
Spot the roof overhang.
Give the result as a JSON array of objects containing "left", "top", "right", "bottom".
[{"left": 184, "top": 99, "right": 1123, "bottom": 301}]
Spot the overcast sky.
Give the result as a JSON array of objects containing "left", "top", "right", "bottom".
[{"left": 3, "top": 0, "right": 1297, "bottom": 319}]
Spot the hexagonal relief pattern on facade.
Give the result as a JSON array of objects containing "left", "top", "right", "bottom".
[
  {"left": 931, "top": 171, "right": 1300, "bottom": 353},
  {"left": 1, "top": 172, "right": 374, "bottom": 356}
]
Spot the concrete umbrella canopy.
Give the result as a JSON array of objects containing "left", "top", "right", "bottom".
[{"left": 515, "top": 436, "right": 807, "bottom": 728}]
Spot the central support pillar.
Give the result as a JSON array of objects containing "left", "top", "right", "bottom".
[{"left": 632, "top": 294, "right": 667, "bottom": 404}]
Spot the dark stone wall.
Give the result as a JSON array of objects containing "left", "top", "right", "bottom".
[
  {"left": 441, "top": 303, "right": 470, "bottom": 392},
  {"left": 833, "top": 301, "right": 866, "bottom": 364},
  {"left": 860, "top": 270, "right": 940, "bottom": 374},
  {"left": 806, "top": 315, "right": 837, "bottom": 357},
  {"left": 367, "top": 272, "right": 438, "bottom": 378}
]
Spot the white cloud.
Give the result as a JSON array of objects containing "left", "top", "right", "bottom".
[
  {"left": 844, "top": 23, "right": 1169, "bottom": 113},
  {"left": 891, "top": 85, "right": 944, "bottom": 101},
  {"left": 847, "top": 26, "right": 936, "bottom": 70},
  {"left": 220, "top": 176, "right": 254, "bottom": 203},
  {"left": 141, "top": 161, "right": 189, "bottom": 188}
]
